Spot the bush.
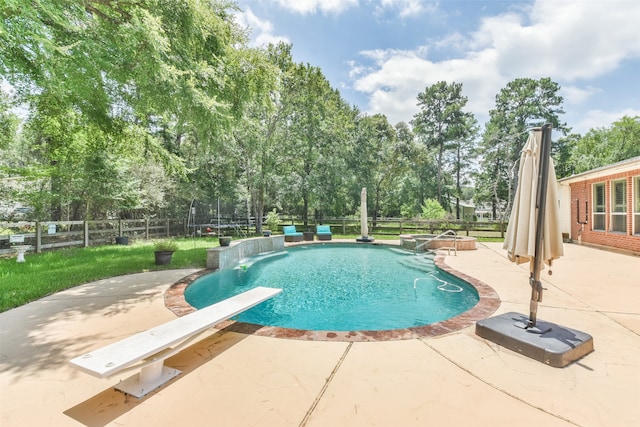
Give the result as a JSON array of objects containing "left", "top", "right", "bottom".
[
  {"left": 421, "top": 199, "right": 446, "bottom": 220},
  {"left": 153, "top": 239, "right": 178, "bottom": 252},
  {"left": 400, "top": 203, "right": 417, "bottom": 219},
  {"left": 265, "top": 208, "right": 280, "bottom": 232}
]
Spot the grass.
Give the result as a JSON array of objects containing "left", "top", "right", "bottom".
[
  {"left": 0, "top": 237, "right": 219, "bottom": 312},
  {"left": 0, "top": 233, "right": 503, "bottom": 313}
]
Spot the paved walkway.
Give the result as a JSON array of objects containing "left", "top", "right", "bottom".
[{"left": 1, "top": 242, "right": 639, "bottom": 426}]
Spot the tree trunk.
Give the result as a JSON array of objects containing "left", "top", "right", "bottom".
[
  {"left": 437, "top": 143, "right": 444, "bottom": 204},
  {"left": 50, "top": 161, "right": 63, "bottom": 221},
  {"left": 302, "top": 194, "right": 308, "bottom": 227}
]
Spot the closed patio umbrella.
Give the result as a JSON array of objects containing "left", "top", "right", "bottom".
[
  {"left": 361, "top": 187, "right": 368, "bottom": 238},
  {"left": 477, "top": 124, "right": 592, "bottom": 366},
  {"left": 503, "top": 124, "right": 563, "bottom": 329},
  {"left": 357, "top": 188, "right": 374, "bottom": 242}
]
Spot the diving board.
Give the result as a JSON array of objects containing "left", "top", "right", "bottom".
[{"left": 70, "top": 286, "right": 282, "bottom": 398}]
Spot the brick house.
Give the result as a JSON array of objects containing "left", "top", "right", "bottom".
[{"left": 557, "top": 156, "right": 640, "bottom": 254}]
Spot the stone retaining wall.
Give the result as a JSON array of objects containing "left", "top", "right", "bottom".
[{"left": 206, "top": 235, "right": 285, "bottom": 270}]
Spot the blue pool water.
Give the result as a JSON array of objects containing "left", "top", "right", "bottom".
[{"left": 184, "top": 244, "right": 479, "bottom": 331}]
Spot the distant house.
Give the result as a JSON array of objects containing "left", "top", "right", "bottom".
[
  {"left": 448, "top": 199, "right": 476, "bottom": 221},
  {"left": 474, "top": 203, "right": 503, "bottom": 221},
  {"left": 557, "top": 156, "right": 640, "bottom": 254}
]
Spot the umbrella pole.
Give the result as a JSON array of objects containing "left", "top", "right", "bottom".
[{"left": 528, "top": 124, "right": 553, "bottom": 329}]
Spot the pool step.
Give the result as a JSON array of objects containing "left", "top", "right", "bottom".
[
  {"left": 439, "top": 246, "right": 457, "bottom": 256},
  {"left": 398, "top": 256, "right": 438, "bottom": 273}
]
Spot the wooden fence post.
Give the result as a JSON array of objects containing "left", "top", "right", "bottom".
[
  {"left": 84, "top": 221, "right": 89, "bottom": 247},
  {"left": 36, "top": 221, "right": 42, "bottom": 253},
  {"left": 145, "top": 218, "right": 150, "bottom": 240}
]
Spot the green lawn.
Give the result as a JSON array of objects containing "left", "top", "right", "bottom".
[
  {"left": 0, "top": 238, "right": 218, "bottom": 312},
  {"left": 0, "top": 234, "right": 502, "bottom": 313}
]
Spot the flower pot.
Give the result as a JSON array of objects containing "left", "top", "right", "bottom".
[
  {"left": 219, "top": 236, "right": 231, "bottom": 247},
  {"left": 154, "top": 250, "right": 174, "bottom": 265}
]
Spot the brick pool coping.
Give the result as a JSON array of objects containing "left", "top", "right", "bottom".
[{"left": 164, "top": 249, "right": 500, "bottom": 342}]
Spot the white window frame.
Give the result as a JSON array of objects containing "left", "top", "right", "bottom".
[
  {"left": 593, "top": 182, "right": 606, "bottom": 231},
  {"left": 610, "top": 179, "right": 627, "bottom": 233},
  {"left": 634, "top": 176, "right": 640, "bottom": 235}
]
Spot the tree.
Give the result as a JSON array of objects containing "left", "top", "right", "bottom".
[
  {"left": 1, "top": 0, "right": 275, "bottom": 220},
  {"left": 1, "top": 0, "right": 252, "bottom": 132},
  {"left": 0, "top": 89, "right": 21, "bottom": 209},
  {"left": 553, "top": 133, "right": 580, "bottom": 178},
  {"left": 19, "top": 99, "right": 178, "bottom": 220},
  {"left": 0, "top": 90, "right": 19, "bottom": 150},
  {"left": 412, "top": 81, "right": 474, "bottom": 206},
  {"left": 348, "top": 114, "right": 412, "bottom": 222},
  {"left": 477, "top": 77, "right": 568, "bottom": 217},
  {"left": 569, "top": 116, "right": 640, "bottom": 174},
  {"left": 283, "top": 62, "right": 355, "bottom": 225},
  {"left": 448, "top": 115, "right": 479, "bottom": 219}
]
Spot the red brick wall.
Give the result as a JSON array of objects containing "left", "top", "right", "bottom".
[{"left": 569, "top": 169, "right": 640, "bottom": 253}]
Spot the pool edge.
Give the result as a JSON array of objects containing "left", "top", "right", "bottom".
[{"left": 164, "top": 246, "right": 501, "bottom": 342}]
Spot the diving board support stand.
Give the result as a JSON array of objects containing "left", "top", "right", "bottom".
[
  {"left": 70, "top": 286, "right": 282, "bottom": 398},
  {"left": 116, "top": 361, "right": 181, "bottom": 398}
]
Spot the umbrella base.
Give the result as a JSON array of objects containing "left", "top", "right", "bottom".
[
  {"left": 513, "top": 320, "right": 552, "bottom": 334},
  {"left": 475, "top": 312, "right": 594, "bottom": 367}
]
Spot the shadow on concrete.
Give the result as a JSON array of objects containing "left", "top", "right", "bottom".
[
  {"left": 0, "top": 270, "right": 199, "bottom": 380},
  {"left": 63, "top": 323, "right": 263, "bottom": 427}
]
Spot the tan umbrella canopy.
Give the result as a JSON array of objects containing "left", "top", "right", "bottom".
[
  {"left": 360, "top": 187, "right": 368, "bottom": 238},
  {"left": 503, "top": 125, "right": 563, "bottom": 329},
  {"left": 356, "top": 188, "right": 374, "bottom": 242}
]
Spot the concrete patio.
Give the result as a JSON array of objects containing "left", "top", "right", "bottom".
[{"left": 1, "top": 242, "right": 638, "bottom": 426}]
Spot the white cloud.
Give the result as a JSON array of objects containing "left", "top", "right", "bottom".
[
  {"left": 353, "top": 48, "right": 502, "bottom": 126},
  {"left": 561, "top": 85, "right": 600, "bottom": 105},
  {"left": 273, "top": 0, "right": 435, "bottom": 18},
  {"left": 274, "top": 0, "right": 358, "bottom": 15},
  {"left": 572, "top": 108, "right": 640, "bottom": 135},
  {"left": 374, "top": 0, "right": 436, "bottom": 18},
  {"left": 471, "top": 0, "right": 640, "bottom": 81},
  {"left": 235, "top": 7, "right": 290, "bottom": 47},
  {"left": 350, "top": 0, "right": 640, "bottom": 127}
]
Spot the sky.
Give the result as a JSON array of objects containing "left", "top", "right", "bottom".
[{"left": 233, "top": 0, "right": 640, "bottom": 135}]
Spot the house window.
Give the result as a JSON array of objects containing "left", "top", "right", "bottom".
[
  {"left": 634, "top": 176, "right": 640, "bottom": 235},
  {"left": 610, "top": 179, "right": 626, "bottom": 233},
  {"left": 593, "top": 182, "right": 605, "bottom": 231}
]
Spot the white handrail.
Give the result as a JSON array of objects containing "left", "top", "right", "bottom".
[{"left": 414, "top": 229, "right": 457, "bottom": 252}]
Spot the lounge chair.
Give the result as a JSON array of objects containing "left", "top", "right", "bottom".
[
  {"left": 283, "top": 225, "right": 303, "bottom": 242},
  {"left": 316, "top": 225, "right": 332, "bottom": 241}
]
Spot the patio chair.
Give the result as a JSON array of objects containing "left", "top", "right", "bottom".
[
  {"left": 316, "top": 225, "right": 332, "bottom": 241},
  {"left": 283, "top": 225, "right": 303, "bottom": 242}
]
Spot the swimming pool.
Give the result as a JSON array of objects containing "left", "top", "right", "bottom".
[{"left": 184, "top": 244, "right": 480, "bottom": 332}]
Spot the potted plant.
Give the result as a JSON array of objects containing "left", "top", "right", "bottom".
[
  {"left": 264, "top": 208, "right": 280, "bottom": 237},
  {"left": 218, "top": 233, "right": 231, "bottom": 247},
  {"left": 115, "top": 235, "right": 128, "bottom": 245},
  {"left": 153, "top": 239, "right": 178, "bottom": 265}
]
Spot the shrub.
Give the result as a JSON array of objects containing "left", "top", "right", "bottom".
[
  {"left": 265, "top": 208, "right": 280, "bottom": 232},
  {"left": 421, "top": 199, "right": 446, "bottom": 220},
  {"left": 153, "top": 239, "right": 178, "bottom": 252}
]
